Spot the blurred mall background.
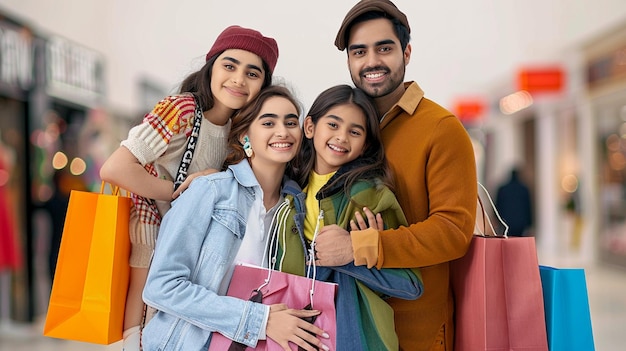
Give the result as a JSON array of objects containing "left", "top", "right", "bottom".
[{"left": 0, "top": 0, "right": 626, "bottom": 350}]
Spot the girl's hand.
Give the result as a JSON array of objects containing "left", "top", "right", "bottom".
[
  {"left": 266, "top": 304, "right": 330, "bottom": 351},
  {"left": 350, "top": 207, "right": 384, "bottom": 231},
  {"left": 172, "top": 168, "right": 219, "bottom": 199}
]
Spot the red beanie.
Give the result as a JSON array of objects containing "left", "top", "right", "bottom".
[{"left": 206, "top": 25, "right": 279, "bottom": 74}]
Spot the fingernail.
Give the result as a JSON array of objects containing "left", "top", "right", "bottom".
[
  {"left": 322, "top": 344, "right": 330, "bottom": 350},
  {"left": 322, "top": 332, "right": 330, "bottom": 339}
]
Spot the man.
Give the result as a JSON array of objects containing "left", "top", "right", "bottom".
[{"left": 313, "top": 1, "right": 478, "bottom": 350}]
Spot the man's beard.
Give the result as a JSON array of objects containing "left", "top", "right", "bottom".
[{"left": 352, "top": 64, "right": 405, "bottom": 98}]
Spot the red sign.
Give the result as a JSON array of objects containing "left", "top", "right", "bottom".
[
  {"left": 517, "top": 67, "right": 565, "bottom": 93},
  {"left": 454, "top": 99, "right": 486, "bottom": 124}
]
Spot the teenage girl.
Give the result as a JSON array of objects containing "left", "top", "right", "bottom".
[
  {"left": 142, "top": 85, "right": 330, "bottom": 351},
  {"left": 99, "top": 25, "right": 279, "bottom": 350}
]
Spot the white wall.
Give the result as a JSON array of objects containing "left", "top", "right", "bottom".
[{"left": 1, "top": 0, "right": 626, "bottom": 116}]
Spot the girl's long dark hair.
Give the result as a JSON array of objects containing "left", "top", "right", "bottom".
[
  {"left": 222, "top": 85, "right": 302, "bottom": 173},
  {"left": 178, "top": 53, "right": 273, "bottom": 111},
  {"left": 291, "top": 84, "right": 394, "bottom": 194}
]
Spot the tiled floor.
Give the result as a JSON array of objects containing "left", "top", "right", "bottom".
[
  {"left": 1, "top": 253, "right": 625, "bottom": 350},
  {"left": 575, "top": 262, "right": 626, "bottom": 350}
]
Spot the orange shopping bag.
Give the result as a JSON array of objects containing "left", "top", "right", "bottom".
[{"left": 44, "top": 182, "right": 131, "bottom": 344}]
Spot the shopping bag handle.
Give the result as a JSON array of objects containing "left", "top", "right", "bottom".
[
  {"left": 100, "top": 181, "right": 130, "bottom": 197},
  {"left": 258, "top": 198, "right": 317, "bottom": 308},
  {"left": 475, "top": 182, "right": 509, "bottom": 238}
]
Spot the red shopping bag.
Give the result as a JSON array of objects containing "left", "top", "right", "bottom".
[
  {"left": 450, "top": 183, "right": 548, "bottom": 351},
  {"left": 208, "top": 263, "right": 337, "bottom": 351}
]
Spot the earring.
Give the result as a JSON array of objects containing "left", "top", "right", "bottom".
[{"left": 242, "top": 135, "right": 253, "bottom": 157}]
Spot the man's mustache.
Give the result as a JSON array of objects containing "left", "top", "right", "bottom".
[{"left": 360, "top": 66, "right": 389, "bottom": 76}]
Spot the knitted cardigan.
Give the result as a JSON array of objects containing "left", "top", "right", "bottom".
[{"left": 120, "top": 93, "right": 231, "bottom": 267}]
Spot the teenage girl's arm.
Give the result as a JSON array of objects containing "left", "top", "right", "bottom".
[
  {"left": 99, "top": 146, "right": 174, "bottom": 201},
  {"left": 172, "top": 168, "right": 220, "bottom": 199},
  {"left": 101, "top": 95, "right": 205, "bottom": 201},
  {"left": 101, "top": 148, "right": 221, "bottom": 200}
]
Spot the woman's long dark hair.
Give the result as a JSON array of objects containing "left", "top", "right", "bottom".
[
  {"left": 292, "top": 84, "right": 394, "bottom": 194},
  {"left": 178, "top": 53, "right": 273, "bottom": 111},
  {"left": 222, "top": 85, "right": 302, "bottom": 173}
]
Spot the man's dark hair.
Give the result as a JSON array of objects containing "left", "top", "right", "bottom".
[{"left": 344, "top": 11, "right": 411, "bottom": 51}]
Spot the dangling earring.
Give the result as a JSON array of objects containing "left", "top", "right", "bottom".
[{"left": 242, "top": 135, "right": 253, "bottom": 157}]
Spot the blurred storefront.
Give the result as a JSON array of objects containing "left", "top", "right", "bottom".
[
  {"left": 30, "top": 33, "right": 108, "bottom": 323},
  {"left": 0, "top": 14, "right": 35, "bottom": 324},
  {"left": 584, "top": 22, "right": 626, "bottom": 268},
  {"left": 0, "top": 11, "right": 111, "bottom": 323},
  {"left": 473, "top": 21, "right": 626, "bottom": 269},
  {"left": 470, "top": 55, "right": 599, "bottom": 264},
  {"left": 32, "top": 33, "right": 108, "bottom": 320}
]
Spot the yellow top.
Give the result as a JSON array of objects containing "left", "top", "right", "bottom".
[{"left": 303, "top": 171, "right": 335, "bottom": 241}]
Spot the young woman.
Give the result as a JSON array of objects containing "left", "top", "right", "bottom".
[
  {"left": 98, "top": 25, "right": 279, "bottom": 350},
  {"left": 274, "top": 84, "right": 423, "bottom": 350},
  {"left": 141, "top": 86, "right": 330, "bottom": 351}
]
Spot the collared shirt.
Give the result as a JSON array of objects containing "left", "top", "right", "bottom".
[{"left": 380, "top": 81, "right": 423, "bottom": 126}]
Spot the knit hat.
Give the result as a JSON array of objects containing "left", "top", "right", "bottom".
[
  {"left": 206, "top": 25, "right": 279, "bottom": 74},
  {"left": 335, "top": 0, "right": 410, "bottom": 51}
]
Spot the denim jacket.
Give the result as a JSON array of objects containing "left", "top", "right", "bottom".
[{"left": 142, "top": 160, "right": 269, "bottom": 351}]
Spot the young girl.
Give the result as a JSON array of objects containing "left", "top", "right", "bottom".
[
  {"left": 275, "top": 84, "right": 423, "bottom": 350},
  {"left": 141, "top": 86, "right": 330, "bottom": 351},
  {"left": 99, "top": 25, "right": 279, "bottom": 350}
]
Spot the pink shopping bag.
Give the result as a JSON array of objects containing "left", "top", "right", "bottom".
[{"left": 208, "top": 263, "right": 337, "bottom": 351}]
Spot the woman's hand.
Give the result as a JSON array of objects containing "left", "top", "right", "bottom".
[
  {"left": 172, "top": 168, "right": 219, "bottom": 199},
  {"left": 350, "top": 207, "right": 384, "bottom": 231},
  {"left": 266, "top": 304, "right": 330, "bottom": 351}
]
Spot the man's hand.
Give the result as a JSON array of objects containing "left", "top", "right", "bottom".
[
  {"left": 316, "top": 208, "right": 383, "bottom": 267},
  {"left": 314, "top": 225, "right": 353, "bottom": 266},
  {"left": 350, "top": 207, "right": 383, "bottom": 231}
]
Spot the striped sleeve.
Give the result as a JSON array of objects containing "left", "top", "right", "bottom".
[{"left": 121, "top": 95, "right": 196, "bottom": 166}]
